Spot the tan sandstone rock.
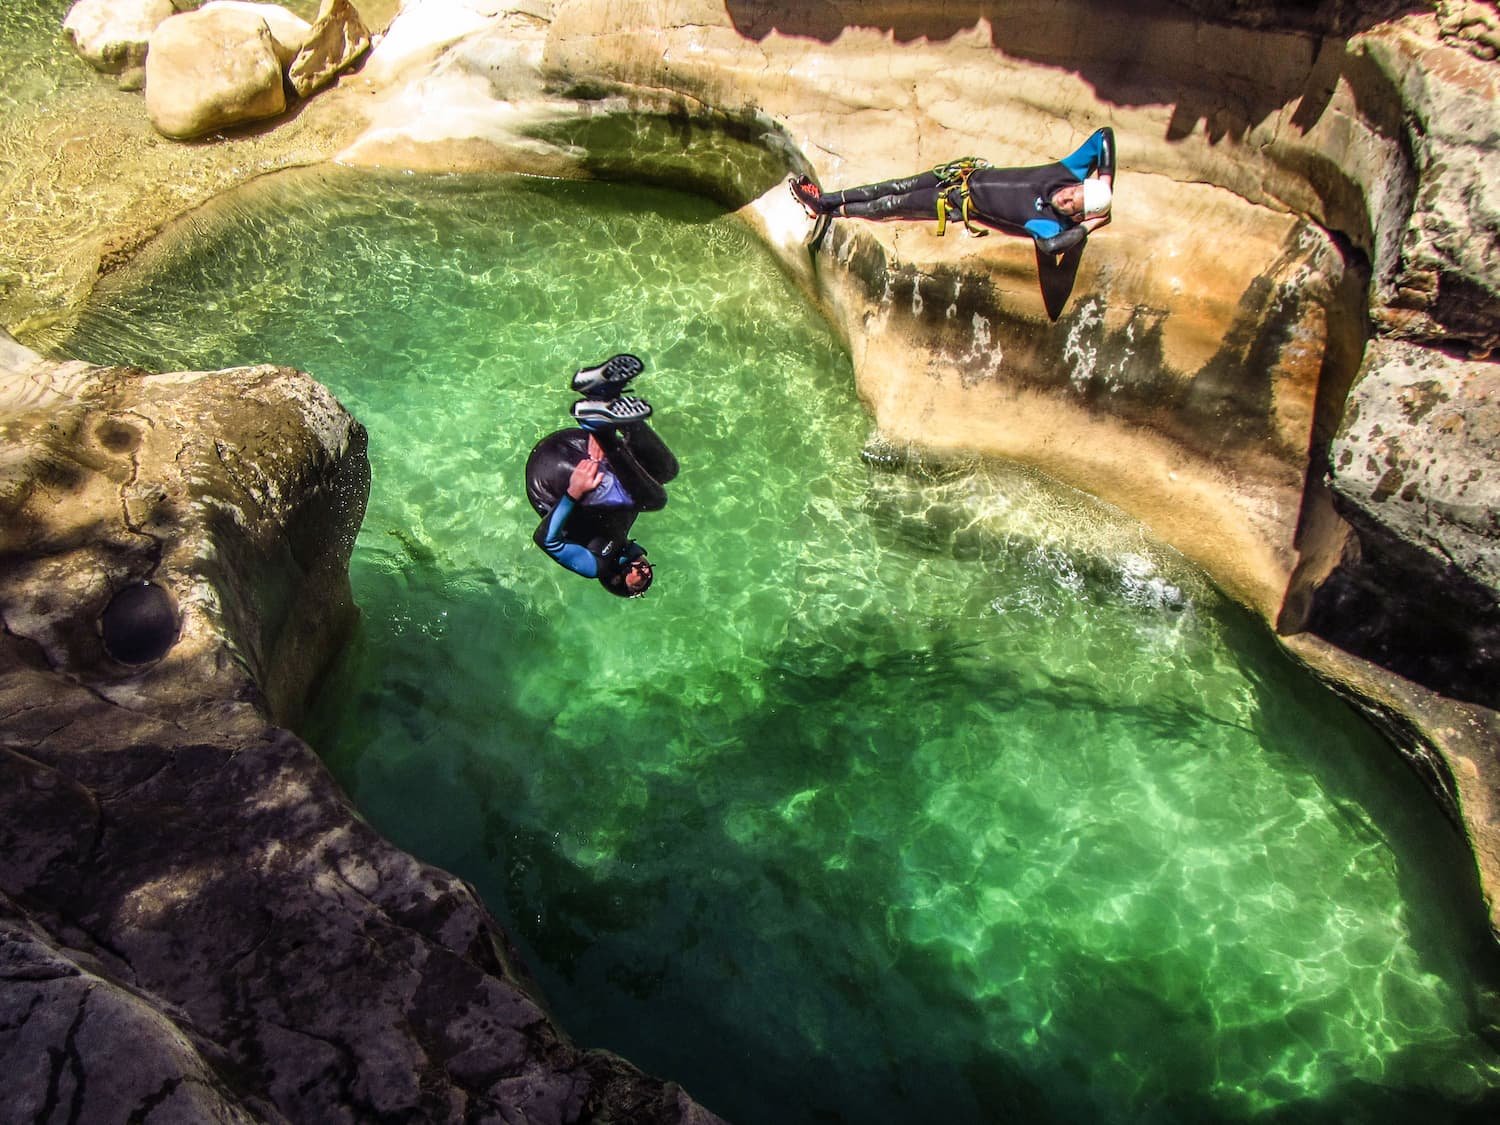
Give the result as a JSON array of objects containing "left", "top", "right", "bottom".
[
  {"left": 62, "top": 0, "right": 177, "bottom": 76},
  {"left": 200, "top": 0, "right": 314, "bottom": 68},
  {"left": 288, "top": 0, "right": 372, "bottom": 97},
  {"left": 144, "top": 6, "right": 288, "bottom": 140}
]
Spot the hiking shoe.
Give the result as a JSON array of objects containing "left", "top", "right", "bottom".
[
  {"left": 572, "top": 353, "right": 644, "bottom": 398},
  {"left": 572, "top": 395, "right": 652, "bottom": 426},
  {"left": 789, "top": 175, "right": 825, "bottom": 218}
]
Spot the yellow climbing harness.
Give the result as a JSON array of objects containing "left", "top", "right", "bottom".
[{"left": 932, "top": 157, "right": 991, "bottom": 237}]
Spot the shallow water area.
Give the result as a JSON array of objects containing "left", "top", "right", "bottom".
[
  {"left": 0, "top": 0, "right": 390, "bottom": 338},
  {"left": 61, "top": 164, "right": 1500, "bottom": 1124}
]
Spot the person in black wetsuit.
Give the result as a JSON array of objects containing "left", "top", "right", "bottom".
[
  {"left": 790, "top": 127, "right": 1115, "bottom": 255},
  {"left": 526, "top": 354, "right": 679, "bottom": 598}
]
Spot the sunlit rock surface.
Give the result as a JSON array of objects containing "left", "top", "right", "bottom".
[
  {"left": 288, "top": 0, "right": 371, "bottom": 96},
  {"left": 0, "top": 331, "right": 723, "bottom": 1123},
  {"left": 59, "top": 0, "right": 372, "bottom": 139},
  {"left": 63, "top": 0, "right": 177, "bottom": 80},
  {"left": 144, "top": 6, "right": 289, "bottom": 138},
  {"left": 198, "top": 2, "right": 314, "bottom": 67},
  {"left": 4, "top": 0, "right": 1500, "bottom": 1097}
]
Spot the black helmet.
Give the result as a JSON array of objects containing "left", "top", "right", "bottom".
[{"left": 601, "top": 552, "right": 653, "bottom": 598}]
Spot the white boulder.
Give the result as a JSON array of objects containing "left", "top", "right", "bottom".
[
  {"left": 199, "top": 1, "right": 313, "bottom": 67},
  {"left": 62, "top": 0, "right": 177, "bottom": 75}
]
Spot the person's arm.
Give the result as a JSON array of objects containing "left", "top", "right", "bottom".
[
  {"left": 533, "top": 457, "right": 603, "bottom": 577},
  {"left": 1032, "top": 205, "right": 1107, "bottom": 252},
  {"left": 1059, "top": 127, "right": 1115, "bottom": 184},
  {"left": 1027, "top": 211, "right": 1089, "bottom": 253},
  {"left": 1032, "top": 225, "right": 1089, "bottom": 254},
  {"left": 534, "top": 497, "right": 599, "bottom": 577}
]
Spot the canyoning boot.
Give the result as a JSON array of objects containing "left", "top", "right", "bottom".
[
  {"left": 572, "top": 353, "right": 644, "bottom": 399},
  {"left": 572, "top": 395, "right": 652, "bottom": 427},
  {"left": 789, "top": 175, "right": 825, "bottom": 219}
]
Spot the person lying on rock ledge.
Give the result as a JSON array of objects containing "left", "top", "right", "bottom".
[{"left": 791, "top": 127, "right": 1115, "bottom": 255}]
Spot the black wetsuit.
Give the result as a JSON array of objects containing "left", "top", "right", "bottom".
[
  {"left": 818, "top": 128, "right": 1115, "bottom": 253},
  {"left": 527, "top": 422, "right": 679, "bottom": 582}
]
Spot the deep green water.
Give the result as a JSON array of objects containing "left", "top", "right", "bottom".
[{"left": 60, "top": 165, "right": 1500, "bottom": 1123}]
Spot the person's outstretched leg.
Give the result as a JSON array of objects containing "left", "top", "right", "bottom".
[
  {"left": 828, "top": 170, "right": 943, "bottom": 209},
  {"left": 838, "top": 182, "right": 943, "bottom": 221},
  {"left": 793, "top": 171, "right": 943, "bottom": 220}
]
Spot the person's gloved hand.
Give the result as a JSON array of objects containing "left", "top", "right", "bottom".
[{"left": 567, "top": 456, "right": 603, "bottom": 500}]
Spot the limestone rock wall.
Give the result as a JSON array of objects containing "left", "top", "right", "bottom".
[
  {"left": 0, "top": 334, "right": 722, "bottom": 1124},
  {"left": 1316, "top": 341, "right": 1499, "bottom": 708}
]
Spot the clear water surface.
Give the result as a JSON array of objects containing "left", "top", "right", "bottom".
[{"left": 62, "top": 166, "right": 1500, "bottom": 1123}]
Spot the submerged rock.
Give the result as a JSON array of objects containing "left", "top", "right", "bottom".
[{"left": 0, "top": 331, "right": 723, "bottom": 1124}]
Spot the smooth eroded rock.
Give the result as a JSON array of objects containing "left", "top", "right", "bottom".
[
  {"left": 144, "top": 7, "right": 287, "bottom": 140},
  {"left": 288, "top": 0, "right": 371, "bottom": 97}
]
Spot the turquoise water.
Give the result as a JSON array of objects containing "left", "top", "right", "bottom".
[{"left": 62, "top": 166, "right": 1500, "bottom": 1123}]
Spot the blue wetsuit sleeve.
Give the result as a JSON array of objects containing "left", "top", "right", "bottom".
[
  {"left": 534, "top": 496, "right": 599, "bottom": 578},
  {"left": 1025, "top": 217, "right": 1065, "bottom": 240},
  {"left": 1058, "top": 127, "right": 1115, "bottom": 182}
]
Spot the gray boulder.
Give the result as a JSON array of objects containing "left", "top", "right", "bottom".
[{"left": 1315, "top": 340, "right": 1500, "bottom": 706}]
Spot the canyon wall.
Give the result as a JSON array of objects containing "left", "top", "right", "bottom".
[{"left": 3, "top": 0, "right": 1498, "bottom": 1115}]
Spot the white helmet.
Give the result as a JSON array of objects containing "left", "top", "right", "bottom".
[{"left": 1083, "top": 179, "right": 1113, "bottom": 218}]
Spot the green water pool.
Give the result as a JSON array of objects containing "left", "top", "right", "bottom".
[{"left": 61, "top": 165, "right": 1500, "bottom": 1123}]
